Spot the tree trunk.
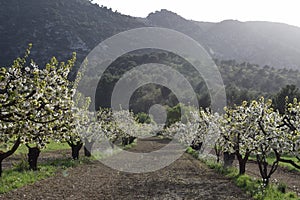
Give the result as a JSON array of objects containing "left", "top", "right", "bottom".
[
  {"left": 122, "top": 137, "right": 128, "bottom": 146},
  {"left": 68, "top": 141, "right": 83, "bottom": 160},
  {"left": 238, "top": 160, "right": 246, "bottom": 175},
  {"left": 214, "top": 144, "right": 221, "bottom": 163},
  {"left": 0, "top": 160, "right": 2, "bottom": 177},
  {"left": 223, "top": 152, "right": 235, "bottom": 168},
  {"left": 236, "top": 151, "right": 249, "bottom": 175},
  {"left": 0, "top": 138, "right": 21, "bottom": 177},
  {"left": 190, "top": 141, "right": 202, "bottom": 151},
  {"left": 128, "top": 136, "right": 136, "bottom": 145},
  {"left": 27, "top": 146, "right": 41, "bottom": 171},
  {"left": 84, "top": 139, "right": 94, "bottom": 157},
  {"left": 256, "top": 153, "right": 278, "bottom": 187}
]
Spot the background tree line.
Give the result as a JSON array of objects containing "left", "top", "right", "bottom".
[{"left": 87, "top": 50, "right": 300, "bottom": 116}]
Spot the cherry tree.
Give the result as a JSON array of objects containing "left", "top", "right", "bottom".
[
  {"left": 112, "top": 110, "right": 144, "bottom": 146},
  {"left": 218, "top": 100, "right": 261, "bottom": 174},
  {"left": 253, "top": 98, "right": 284, "bottom": 186},
  {"left": 201, "top": 110, "right": 222, "bottom": 162},
  {"left": 0, "top": 49, "right": 32, "bottom": 175},
  {"left": 78, "top": 106, "right": 115, "bottom": 157},
  {"left": 164, "top": 108, "right": 211, "bottom": 151},
  {"left": 0, "top": 45, "right": 76, "bottom": 172},
  {"left": 26, "top": 55, "right": 76, "bottom": 169},
  {"left": 276, "top": 98, "right": 300, "bottom": 169},
  {"left": 0, "top": 46, "right": 44, "bottom": 174}
]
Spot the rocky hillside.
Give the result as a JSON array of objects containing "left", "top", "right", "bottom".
[
  {"left": 0, "top": 0, "right": 145, "bottom": 66},
  {"left": 1, "top": 0, "right": 300, "bottom": 69}
]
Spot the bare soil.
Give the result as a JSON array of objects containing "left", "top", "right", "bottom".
[{"left": 0, "top": 137, "right": 251, "bottom": 200}]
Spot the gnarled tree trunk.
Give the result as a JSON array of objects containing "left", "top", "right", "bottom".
[
  {"left": 122, "top": 136, "right": 136, "bottom": 146},
  {"left": 236, "top": 150, "right": 250, "bottom": 175},
  {"left": 190, "top": 141, "right": 202, "bottom": 151},
  {"left": 68, "top": 141, "right": 83, "bottom": 160},
  {"left": 122, "top": 137, "right": 128, "bottom": 146},
  {"left": 0, "top": 138, "right": 21, "bottom": 177},
  {"left": 128, "top": 136, "right": 136, "bottom": 145},
  {"left": 256, "top": 153, "right": 278, "bottom": 186},
  {"left": 214, "top": 144, "right": 221, "bottom": 163},
  {"left": 27, "top": 145, "right": 41, "bottom": 171}
]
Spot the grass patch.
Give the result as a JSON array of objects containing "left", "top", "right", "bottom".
[
  {"left": 0, "top": 165, "right": 56, "bottom": 193},
  {"left": 186, "top": 146, "right": 199, "bottom": 158},
  {"left": 186, "top": 148, "right": 299, "bottom": 200},
  {"left": 208, "top": 161, "right": 299, "bottom": 200},
  {"left": 0, "top": 140, "right": 136, "bottom": 194},
  {"left": 0, "top": 155, "right": 90, "bottom": 194}
]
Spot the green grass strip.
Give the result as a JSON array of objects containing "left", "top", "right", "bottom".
[{"left": 186, "top": 147, "right": 300, "bottom": 200}]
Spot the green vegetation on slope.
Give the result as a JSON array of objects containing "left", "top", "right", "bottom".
[{"left": 90, "top": 49, "right": 300, "bottom": 112}]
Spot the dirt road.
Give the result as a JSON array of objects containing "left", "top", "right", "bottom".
[{"left": 0, "top": 138, "right": 251, "bottom": 200}]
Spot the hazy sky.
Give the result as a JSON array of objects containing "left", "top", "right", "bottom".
[{"left": 94, "top": 0, "right": 300, "bottom": 27}]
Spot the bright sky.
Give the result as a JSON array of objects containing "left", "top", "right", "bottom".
[{"left": 94, "top": 0, "right": 300, "bottom": 27}]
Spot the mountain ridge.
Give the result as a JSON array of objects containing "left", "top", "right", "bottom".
[
  {"left": 1, "top": 0, "right": 300, "bottom": 69},
  {"left": 146, "top": 9, "right": 300, "bottom": 68}
]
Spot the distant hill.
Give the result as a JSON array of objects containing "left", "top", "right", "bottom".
[
  {"left": 1, "top": 1, "right": 300, "bottom": 69},
  {"left": 146, "top": 9, "right": 300, "bottom": 69}
]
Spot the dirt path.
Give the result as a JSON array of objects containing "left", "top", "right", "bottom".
[{"left": 0, "top": 137, "right": 251, "bottom": 200}]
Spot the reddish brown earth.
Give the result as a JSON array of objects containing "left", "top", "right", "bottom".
[{"left": 0, "top": 138, "right": 252, "bottom": 200}]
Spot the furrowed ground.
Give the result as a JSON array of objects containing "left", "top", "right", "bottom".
[{"left": 0, "top": 137, "right": 251, "bottom": 200}]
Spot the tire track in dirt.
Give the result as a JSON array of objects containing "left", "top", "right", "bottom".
[{"left": 0, "top": 137, "right": 252, "bottom": 200}]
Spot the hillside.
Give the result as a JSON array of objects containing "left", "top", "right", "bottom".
[
  {"left": 1, "top": 0, "right": 300, "bottom": 69},
  {"left": 146, "top": 10, "right": 300, "bottom": 69},
  {"left": 0, "top": 0, "right": 145, "bottom": 67},
  {"left": 92, "top": 49, "right": 300, "bottom": 112}
]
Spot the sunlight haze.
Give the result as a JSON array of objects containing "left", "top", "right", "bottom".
[{"left": 95, "top": 0, "right": 300, "bottom": 27}]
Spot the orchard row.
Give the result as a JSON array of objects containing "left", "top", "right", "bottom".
[
  {"left": 165, "top": 98, "right": 300, "bottom": 186},
  {"left": 0, "top": 47, "right": 156, "bottom": 176}
]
